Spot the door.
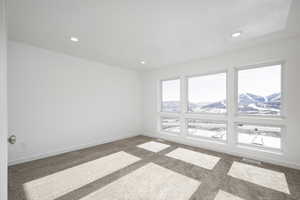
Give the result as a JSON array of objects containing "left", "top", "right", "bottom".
[{"left": 0, "top": 0, "right": 7, "bottom": 199}]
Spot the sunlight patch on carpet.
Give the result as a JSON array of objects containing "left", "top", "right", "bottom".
[
  {"left": 228, "top": 161, "right": 290, "bottom": 194},
  {"left": 166, "top": 148, "right": 220, "bottom": 170},
  {"left": 214, "top": 190, "right": 245, "bottom": 200},
  {"left": 137, "top": 141, "right": 170, "bottom": 152},
  {"left": 23, "top": 151, "right": 140, "bottom": 200},
  {"left": 79, "top": 163, "right": 200, "bottom": 200}
]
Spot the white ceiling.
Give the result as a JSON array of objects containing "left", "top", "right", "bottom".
[{"left": 7, "top": 0, "right": 300, "bottom": 70}]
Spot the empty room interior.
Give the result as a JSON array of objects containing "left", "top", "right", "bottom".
[{"left": 1, "top": 0, "right": 300, "bottom": 200}]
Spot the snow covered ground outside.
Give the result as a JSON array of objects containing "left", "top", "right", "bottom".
[
  {"left": 238, "top": 133, "right": 281, "bottom": 149},
  {"left": 188, "top": 129, "right": 226, "bottom": 141},
  {"left": 161, "top": 127, "right": 280, "bottom": 150}
]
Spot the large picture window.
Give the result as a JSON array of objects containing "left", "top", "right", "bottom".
[
  {"left": 188, "top": 73, "right": 227, "bottom": 114},
  {"left": 158, "top": 62, "right": 284, "bottom": 154},
  {"left": 161, "top": 79, "right": 180, "bottom": 113},
  {"left": 237, "top": 64, "right": 282, "bottom": 117}
]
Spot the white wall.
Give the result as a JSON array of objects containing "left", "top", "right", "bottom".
[
  {"left": 7, "top": 35, "right": 300, "bottom": 170},
  {"left": 8, "top": 41, "right": 142, "bottom": 165},
  {"left": 0, "top": 0, "right": 7, "bottom": 199},
  {"left": 141, "top": 36, "right": 300, "bottom": 169}
]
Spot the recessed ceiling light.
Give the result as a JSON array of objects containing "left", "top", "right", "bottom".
[
  {"left": 232, "top": 32, "right": 242, "bottom": 38},
  {"left": 70, "top": 37, "right": 79, "bottom": 42},
  {"left": 140, "top": 61, "right": 146, "bottom": 64}
]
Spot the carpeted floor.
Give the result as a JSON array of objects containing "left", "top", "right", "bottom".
[{"left": 8, "top": 135, "right": 300, "bottom": 200}]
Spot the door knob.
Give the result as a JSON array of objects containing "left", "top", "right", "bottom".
[{"left": 8, "top": 135, "right": 16, "bottom": 144}]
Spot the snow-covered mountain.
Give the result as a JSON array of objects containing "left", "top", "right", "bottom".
[
  {"left": 188, "top": 100, "right": 226, "bottom": 114},
  {"left": 238, "top": 93, "right": 280, "bottom": 115},
  {"left": 239, "top": 93, "right": 266, "bottom": 104},
  {"left": 239, "top": 93, "right": 281, "bottom": 104},
  {"left": 162, "top": 101, "right": 180, "bottom": 112},
  {"left": 162, "top": 93, "right": 280, "bottom": 115},
  {"left": 266, "top": 93, "right": 281, "bottom": 102}
]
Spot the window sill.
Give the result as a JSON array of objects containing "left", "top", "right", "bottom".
[
  {"left": 158, "top": 112, "right": 181, "bottom": 116},
  {"left": 160, "top": 131, "right": 180, "bottom": 137},
  {"left": 236, "top": 144, "right": 283, "bottom": 156},
  {"left": 185, "top": 112, "right": 228, "bottom": 116},
  {"left": 185, "top": 135, "right": 227, "bottom": 146},
  {"left": 235, "top": 114, "right": 285, "bottom": 121}
]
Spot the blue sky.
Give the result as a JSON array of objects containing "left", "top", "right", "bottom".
[{"left": 162, "top": 64, "right": 281, "bottom": 103}]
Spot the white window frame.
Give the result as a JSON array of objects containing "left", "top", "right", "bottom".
[
  {"left": 234, "top": 61, "right": 285, "bottom": 119},
  {"left": 156, "top": 61, "right": 286, "bottom": 156},
  {"left": 234, "top": 122, "right": 285, "bottom": 153},
  {"left": 159, "top": 77, "right": 181, "bottom": 114},
  {"left": 186, "top": 118, "right": 228, "bottom": 143},
  {"left": 186, "top": 70, "right": 228, "bottom": 116}
]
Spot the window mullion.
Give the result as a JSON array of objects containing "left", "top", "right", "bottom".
[
  {"left": 180, "top": 75, "right": 187, "bottom": 136},
  {"left": 228, "top": 68, "right": 236, "bottom": 146}
]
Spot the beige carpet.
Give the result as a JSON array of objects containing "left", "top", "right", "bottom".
[
  {"left": 166, "top": 148, "right": 220, "bottom": 170},
  {"left": 23, "top": 151, "right": 140, "bottom": 200},
  {"left": 228, "top": 161, "right": 290, "bottom": 194},
  {"left": 137, "top": 141, "right": 170, "bottom": 152},
  {"left": 79, "top": 163, "right": 200, "bottom": 200},
  {"left": 214, "top": 190, "right": 244, "bottom": 200}
]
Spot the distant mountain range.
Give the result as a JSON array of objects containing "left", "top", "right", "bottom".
[
  {"left": 237, "top": 92, "right": 280, "bottom": 115},
  {"left": 162, "top": 93, "right": 281, "bottom": 115}
]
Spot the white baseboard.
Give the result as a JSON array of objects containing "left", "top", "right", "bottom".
[
  {"left": 8, "top": 133, "right": 140, "bottom": 166},
  {"left": 141, "top": 132, "right": 300, "bottom": 170},
  {"left": 9, "top": 132, "right": 300, "bottom": 170}
]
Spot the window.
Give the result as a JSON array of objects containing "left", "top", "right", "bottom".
[
  {"left": 161, "top": 117, "right": 180, "bottom": 134},
  {"left": 161, "top": 79, "right": 180, "bottom": 112},
  {"left": 188, "top": 73, "right": 226, "bottom": 114},
  {"left": 236, "top": 123, "right": 282, "bottom": 150},
  {"left": 187, "top": 119, "right": 227, "bottom": 141},
  {"left": 237, "top": 64, "right": 282, "bottom": 117},
  {"left": 158, "top": 62, "right": 285, "bottom": 154}
]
